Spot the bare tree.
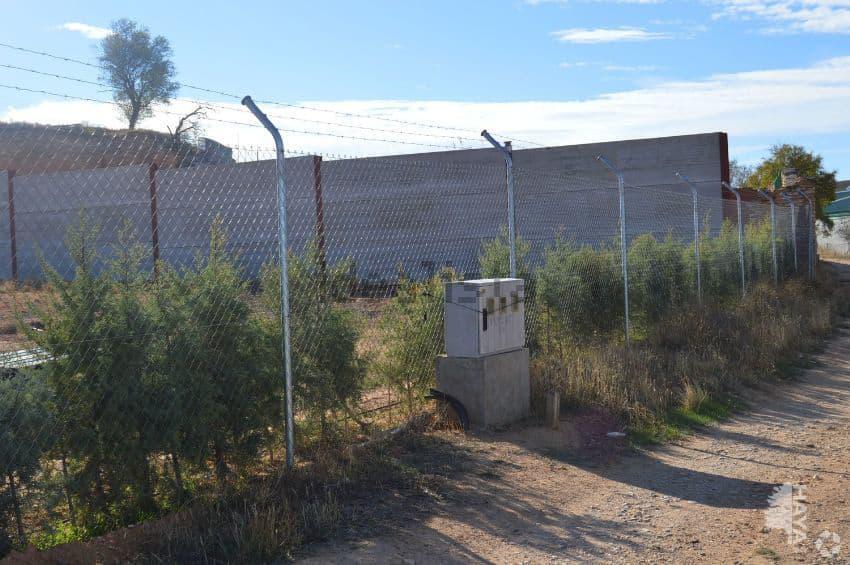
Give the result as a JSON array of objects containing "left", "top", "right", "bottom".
[
  {"left": 99, "top": 19, "right": 179, "bottom": 130},
  {"left": 167, "top": 105, "right": 207, "bottom": 148}
]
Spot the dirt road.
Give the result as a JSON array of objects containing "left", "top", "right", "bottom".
[{"left": 300, "top": 324, "right": 850, "bottom": 562}]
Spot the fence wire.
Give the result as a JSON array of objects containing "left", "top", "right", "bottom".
[{"left": 0, "top": 111, "right": 814, "bottom": 548}]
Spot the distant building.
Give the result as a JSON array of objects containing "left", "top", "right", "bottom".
[{"left": 817, "top": 181, "right": 850, "bottom": 255}]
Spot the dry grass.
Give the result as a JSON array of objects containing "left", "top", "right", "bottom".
[
  {"left": 137, "top": 437, "right": 427, "bottom": 563},
  {"left": 531, "top": 268, "right": 849, "bottom": 434}
]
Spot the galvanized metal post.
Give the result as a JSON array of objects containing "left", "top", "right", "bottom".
[
  {"left": 676, "top": 172, "right": 702, "bottom": 304},
  {"left": 723, "top": 182, "right": 746, "bottom": 296},
  {"left": 481, "top": 130, "right": 516, "bottom": 278},
  {"left": 757, "top": 190, "right": 779, "bottom": 285},
  {"left": 782, "top": 193, "right": 799, "bottom": 274},
  {"left": 797, "top": 189, "right": 815, "bottom": 280},
  {"left": 242, "top": 96, "right": 295, "bottom": 470},
  {"left": 597, "top": 155, "right": 630, "bottom": 344}
]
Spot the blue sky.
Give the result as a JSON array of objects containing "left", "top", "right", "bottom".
[{"left": 1, "top": 0, "right": 849, "bottom": 177}]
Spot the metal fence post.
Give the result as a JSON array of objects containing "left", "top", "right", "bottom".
[
  {"left": 797, "top": 189, "right": 815, "bottom": 280},
  {"left": 242, "top": 96, "right": 295, "bottom": 470},
  {"left": 481, "top": 130, "right": 517, "bottom": 278},
  {"left": 722, "top": 182, "right": 746, "bottom": 296},
  {"left": 676, "top": 172, "right": 702, "bottom": 304},
  {"left": 782, "top": 193, "right": 798, "bottom": 274},
  {"left": 757, "top": 190, "right": 779, "bottom": 285},
  {"left": 597, "top": 155, "right": 630, "bottom": 344}
]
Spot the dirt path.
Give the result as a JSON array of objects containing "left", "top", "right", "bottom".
[{"left": 300, "top": 291, "right": 850, "bottom": 563}]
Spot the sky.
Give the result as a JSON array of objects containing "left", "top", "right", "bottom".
[{"left": 0, "top": 0, "right": 849, "bottom": 178}]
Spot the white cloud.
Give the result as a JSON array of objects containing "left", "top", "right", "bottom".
[
  {"left": 4, "top": 56, "right": 850, "bottom": 159},
  {"left": 60, "top": 22, "right": 112, "bottom": 40},
  {"left": 712, "top": 1, "right": 850, "bottom": 34},
  {"left": 551, "top": 27, "right": 673, "bottom": 43},
  {"left": 560, "top": 61, "right": 592, "bottom": 68}
]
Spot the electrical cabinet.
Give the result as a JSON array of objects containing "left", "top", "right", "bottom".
[{"left": 444, "top": 278, "right": 525, "bottom": 358}]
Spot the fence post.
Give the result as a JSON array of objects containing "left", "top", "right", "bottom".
[
  {"left": 757, "top": 190, "right": 779, "bottom": 285},
  {"left": 481, "top": 130, "right": 516, "bottom": 278},
  {"left": 782, "top": 193, "right": 798, "bottom": 274},
  {"left": 148, "top": 162, "right": 161, "bottom": 274},
  {"left": 242, "top": 96, "right": 295, "bottom": 470},
  {"left": 5, "top": 169, "right": 17, "bottom": 283},
  {"left": 597, "top": 155, "right": 630, "bottom": 344},
  {"left": 797, "top": 189, "right": 815, "bottom": 280},
  {"left": 722, "top": 182, "right": 746, "bottom": 296},
  {"left": 312, "top": 155, "right": 327, "bottom": 288},
  {"left": 675, "top": 172, "right": 702, "bottom": 304}
]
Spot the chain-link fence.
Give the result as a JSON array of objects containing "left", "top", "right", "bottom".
[{"left": 0, "top": 106, "right": 815, "bottom": 548}]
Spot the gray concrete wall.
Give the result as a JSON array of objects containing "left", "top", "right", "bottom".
[
  {"left": 12, "top": 165, "right": 152, "bottom": 280},
  {"left": 155, "top": 156, "right": 315, "bottom": 278},
  {"left": 322, "top": 132, "right": 728, "bottom": 279},
  {"left": 0, "top": 133, "right": 729, "bottom": 283}
]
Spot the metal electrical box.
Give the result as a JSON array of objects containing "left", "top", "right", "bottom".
[{"left": 444, "top": 278, "right": 525, "bottom": 358}]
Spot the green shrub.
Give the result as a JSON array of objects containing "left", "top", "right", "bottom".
[
  {"left": 260, "top": 243, "right": 364, "bottom": 436},
  {"left": 537, "top": 239, "right": 623, "bottom": 339},
  {"left": 152, "top": 218, "right": 278, "bottom": 492},
  {"left": 374, "top": 269, "right": 452, "bottom": 413},
  {"left": 628, "top": 233, "right": 689, "bottom": 323}
]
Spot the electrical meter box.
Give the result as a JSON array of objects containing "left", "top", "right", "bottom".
[{"left": 444, "top": 278, "right": 525, "bottom": 358}]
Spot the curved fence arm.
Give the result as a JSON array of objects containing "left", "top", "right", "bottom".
[
  {"left": 597, "top": 155, "right": 629, "bottom": 344},
  {"left": 242, "top": 95, "right": 295, "bottom": 470},
  {"left": 481, "top": 130, "right": 516, "bottom": 278}
]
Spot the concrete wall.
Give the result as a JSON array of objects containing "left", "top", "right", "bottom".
[
  {"left": 0, "top": 132, "right": 730, "bottom": 282},
  {"left": 156, "top": 156, "right": 315, "bottom": 278},
  {"left": 321, "top": 132, "right": 729, "bottom": 278},
  {"left": 13, "top": 165, "right": 152, "bottom": 280}
]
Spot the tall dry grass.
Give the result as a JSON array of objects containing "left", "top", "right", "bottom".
[{"left": 531, "top": 268, "right": 849, "bottom": 432}]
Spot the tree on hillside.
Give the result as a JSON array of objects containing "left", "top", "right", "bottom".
[
  {"left": 746, "top": 144, "right": 838, "bottom": 227},
  {"left": 99, "top": 19, "right": 178, "bottom": 130}
]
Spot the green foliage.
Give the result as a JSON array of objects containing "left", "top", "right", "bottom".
[
  {"left": 99, "top": 19, "right": 178, "bottom": 129},
  {"left": 375, "top": 270, "right": 452, "bottom": 413},
  {"left": 153, "top": 218, "right": 277, "bottom": 489},
  {"left": 698, "top": 220, "right": 742, "bottom": 300},
  {"left": 628, "top": 233, "right": 689, "bottom": 322},
  {"left": 537, "top": 239, "right": 623, "bottom": 339},
  {"left": 478, "top": 227, "right": 532, "bottom": 281},
  {"left": 260, "top": 244, "right": 364, "bottom": 434},
  {"left": 0, "top": 370, "right": 53, "bottom": 548},
  {"left": 33, "top": 218, "right": 161, "bottom": 520},
  {"left": 746, "top": 144, "right": 837, "bottom": 226}
]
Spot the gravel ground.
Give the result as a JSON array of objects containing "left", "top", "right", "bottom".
[{"left": 300, "top": 326, "right": 850, "bottom": 563}]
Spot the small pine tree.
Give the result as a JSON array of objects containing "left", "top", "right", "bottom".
[
  {"left": 259, "top": 243, "right": 364, "bottom": 438},
  {"left": 0, "top": 371, "right": 53, "bottom": 548}
]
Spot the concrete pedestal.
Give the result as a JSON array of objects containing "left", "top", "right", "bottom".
[{"left": 435, "top": 348, "right": 530, "bottom": 429}]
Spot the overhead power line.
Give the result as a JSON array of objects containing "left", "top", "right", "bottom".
[
  {"left": 0, "top": 83, "right": 478, "bottom": 150},
  {"left": 0, "top": 40, "right": 544, "bottom": 148}
]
